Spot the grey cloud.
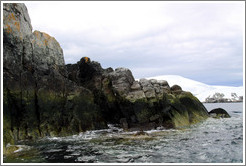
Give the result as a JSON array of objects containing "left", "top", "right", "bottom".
[
  {"left": 26, "top": 2, "right": 243, "bottom": 86},
  {"left": 57, "top": 27, "right": 243, "bottom": 86}
]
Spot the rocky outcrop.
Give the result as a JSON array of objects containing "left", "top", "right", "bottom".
[
  {"left": 3, "top": 3, "right": 209, "bottom": 154},
  {"left": 209, "top": 108, "right": 231, "bottom": 118},
  {"left": 67, "top": 57, "right": 209, "bottom": 131}
]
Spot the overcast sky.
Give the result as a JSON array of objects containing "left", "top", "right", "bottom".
[{"left": 25, "top": 1, "right": 244, "bottom": 86}]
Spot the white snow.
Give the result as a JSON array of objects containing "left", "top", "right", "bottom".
[{"left": 144, "top": 75, "right": 244, "bottom": 102}]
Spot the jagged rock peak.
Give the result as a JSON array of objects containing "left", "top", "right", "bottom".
[{"left": 3, "top": 3, "right": 65, "bottom": 68}]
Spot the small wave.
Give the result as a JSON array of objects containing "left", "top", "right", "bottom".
[
  {"left": 45, "top": 136, "right": 64, "bottom": 142},
  {"left": 70, "top": 152, "right": 81, "bottom": 156},
  {"left": 76, "top": 155, "right": 97, "bottom": 162},
  {"left": 13, "top": 145, "right": 32, "bottom": 153},
  {"left": 64, "top": 155, "right": 73, "bottom": 159},
  {"left": 46, "top": 149, "right": 64, "bottom": 153}
]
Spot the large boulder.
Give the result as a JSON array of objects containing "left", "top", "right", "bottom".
[{"left": 108, "top": 67, "right": 135, "bottom": 97}]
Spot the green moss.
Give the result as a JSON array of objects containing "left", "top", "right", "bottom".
[
  {"left": 101, "top": 78, "right": 116, "bottom": 103},
  {"left": 160, "top": 91, "right": 209, "bottom": 129},
  {"left": 166, "top": 93, "right": 179, "bottom": 105},
  {"left": 105, "top": 92, "right": 116, "bottom": 103},
  {"left": 4, "top": 145, "right": 19, "bottom": 155},
  {"left": 67, "top": 94, "right": 77, "bottom": 101},
  {"left": 178, "top": 92, "right": 200, "bottom": 103},
  {"left": 3, "top": 146, "right": 44, "bottom": 163},
  {"left": 3, "top": 89, "right": 15, "bottom": 154},
  {"left": 129, "top": 96, "right": 147, "bottom": 103},
  {"left": 3, "top": 130, "right": 15, "bottom": 154},
  {"left": 69, "top": 92, "right": 107, "bottom": 132},
  {"left": 178, "top": 91, "right": 209, "bottom": 124},
  {"left": 188, "top": 109, "right": 207, "bottom": 124},
  {"left": 147, "top": 98, "right": 158, "bottom": 105},
  {"left": 170, "top": 109, "right": 190, "bottom": 128},
  {"left": 134, "top": 108, "right": 151, "bottom": 124}
]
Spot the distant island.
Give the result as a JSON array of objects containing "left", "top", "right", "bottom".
[{"left": 204, "top": 92, "right": 243, "bottom": 103}]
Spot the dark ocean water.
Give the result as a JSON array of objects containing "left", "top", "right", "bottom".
[{"left": 3, "top": 102, "right": 244, "bottom": 163}]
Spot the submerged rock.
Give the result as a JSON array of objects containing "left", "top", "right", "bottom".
[
  {"left": 134, "top": 130, "right": 149, "bottom": 136},
  {"left": 209, "top": 108, "right": 231, "bottom": 118}
]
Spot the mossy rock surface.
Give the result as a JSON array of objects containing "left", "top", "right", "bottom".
[
  {"left": 4, "top": 145, "right": 20, "bottom": 155},
  {"left": 161, "top": 92, "right": 209, "bottom": 128}
]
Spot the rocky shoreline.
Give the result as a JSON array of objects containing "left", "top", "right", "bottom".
[
  {"left": 203, "top": 100, "right": 243, "bottom": 103},
  {"left": 3, "top": 3, "right": 212, "bottom": 154}
]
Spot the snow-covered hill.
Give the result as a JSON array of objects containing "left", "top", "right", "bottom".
[{"left": 146, "top": 75, "right": 244, "bottom": 102}]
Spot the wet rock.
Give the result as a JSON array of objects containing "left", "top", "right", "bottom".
[
  {"left": 4, "top": 144, "right": 20, "bottom": 155},
  {"left": 134, "top": 130, "right": 149, "bottom": 136},
  {"left": 209, "top": 108, "right": 231, "bottom": 118},
  {"left": 150, "top": 114, "right": 160, "bottom": 122},
  {"left": 120, "top": 118, "right": 129, "bottom": 130}
]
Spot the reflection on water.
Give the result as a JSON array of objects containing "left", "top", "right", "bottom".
[{"left": 3, "top": 103, "right": 243, "bottom": 163}]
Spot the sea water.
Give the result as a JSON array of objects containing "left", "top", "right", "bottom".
[{"left": 3, "top": 102, "right": 244, "bottom": 163}]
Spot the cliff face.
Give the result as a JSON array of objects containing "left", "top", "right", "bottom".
[
  {"left": 3, "top": 3, "right": 209, "bottom": 154},
  {"left": 3, "top": 3, "right": 107, "bottom": 154}
]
